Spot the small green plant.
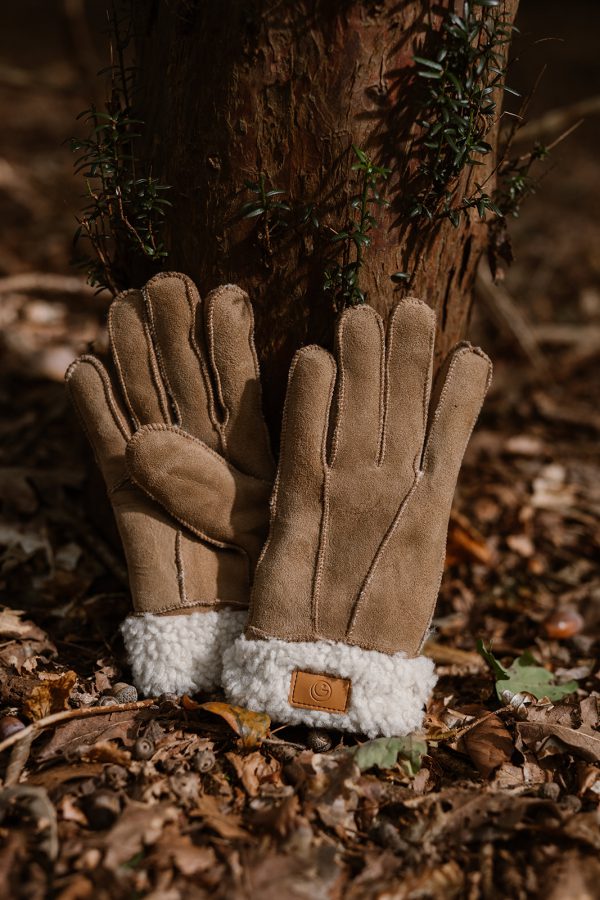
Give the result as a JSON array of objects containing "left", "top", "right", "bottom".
[
  {"left": 494, "top": 141, "right": 549, "bottom": 219},
  {"left": 324, "top": 146, "right": 390, "bottom": 309},
  {"left": 239, "top": 174, "right": 291, "bottom": 257},
  {"left": 478, "top": 640, "right": 578, "bottom": 702},
  {"left": 71, "top": 5, "right": 171, "bottom": 294},
  {"left": 409, "top": 0, "right": 518, "bottom": 226}
]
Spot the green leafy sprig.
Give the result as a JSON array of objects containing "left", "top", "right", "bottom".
[
  {"left": 71, "top": 5, "right": 171, "bottom": 294},
  {"left": 239, "top": 173, "right": 291, "bottom": 256},
  {"left": 324, "top": 146, "right": 390, "bottom": 309},
  {"left": 410, "top": 0, "right": 518, "bottom": 226},
  {"left": 493, "top": 141, "right": 549, "bottom": 219}
]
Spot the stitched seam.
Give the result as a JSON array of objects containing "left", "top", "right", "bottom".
[
  {"left": 376, "top": 312, "right": 386, "bottom": 467},
  {"left": 383, "top": 299, "right": 435, "bottom": 472},
  {"left": 310, "top": 351, "right": 337, "bottom": 636},
  {"left": 250, "top": 347, "right": 335, "bottom": 606},
  {"left": 416, "top": 347, "right": 492, "bottom": 651},
  {"left": 311, "top": 467, "right": 330, "bottom": 636},
  {"left": 66, "top": 355, "right": 131, "bottom": 443},
  {"left": 108, "top": 291, "right": 171, "bottom": 428},
  {"left": 421, "top": 345, "right": 492, "bottom": 472},
  {"left": 207, "top": 285, "right": 276, "bottom": 479},
  {"left": 331, "top": 306, "right": 385, "bottom": 467},
  {"left": 204, "top": 288, "right": 229, "bottom": 451},
  {"left": 418, "top": 307, "right": 436, "bottom": 472},
  {"left": 134, "top": 598, "right": 247, "bottom": 615},
  {"left": 346, "top": 472, "right": 422, "bottom": 640},
  {"left": 175, "top": 529, "right": 187, "bottom": 606},
  {"left": 142, "top": 278, "right": 181, "bottom": 426},
  {"left": 205, "top": 292, "right": 227, "bottom": 423},
  {"left": 144, "top": 316, "right": 172, "bottom": 424},
  {"left": 245, "top": 624, "right": 316, "bottom": 642},
  {"left": 108, "top": 300, "right": 143, "bottom": 430},
  {"left": 243, "top": 623, "right": 415, "bottom": 654},
  {"left": 127, "top": 423, "right": 272, "bottom": 488},
  {"left": 144, "top": 272, "right": 221, "bottom": 438},
  {"left": 328, "top": 311, "right": 347, "bottom": 466},
  {"left": 126, "top": 439, "right": 251, "bottom": 566}
]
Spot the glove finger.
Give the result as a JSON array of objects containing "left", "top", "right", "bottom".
[
  {"left": 143, "top": 272, "right": 219, "bottom": 446},
  {"left": 65, "top": 355, "right": 131, "bottom": 489},
  {"left": 331, "top": 305, "right": 385, "bottom": 467},
  {"left": 422, "top": 343, "right": 492, "bottom": 484},
  {"left": 205, "top": 285, "right": 274, "bottom": 481},
  {"left": 383, "top": 298, "right": 436, "bottom": 474},
  {"left": 126, "top": 424, "right": 271, "bottom": 568},
  {"left": 274, "top": 345, "right": 336, "bottom": 519},
  {"left": 109, "top": 288, "right": 171, "bottom": 428}
]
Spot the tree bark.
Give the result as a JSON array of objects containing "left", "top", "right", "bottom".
[{"left": 132, "top": 0, "right": 519, "bottom": 433}]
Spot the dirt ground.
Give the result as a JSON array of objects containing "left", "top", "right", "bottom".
[{"left": 0, "top": 2, "right": 598, "bottom": 898}]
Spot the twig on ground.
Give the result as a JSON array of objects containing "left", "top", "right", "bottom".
[
  {"left": 0, "top": 699, "right": 157, "bottom": 757},
  {"left": 0, "top": 272, "right": 101, "bottom": 298},
  {"left": 5, "top": 732, "right": 34, "bottom": 785}
]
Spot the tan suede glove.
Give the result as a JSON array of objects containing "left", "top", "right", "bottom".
[
  {"left": 221, "top": 299, "right": 492, "bottom": 737},
  {"left": 66, "top": 273, "right": 274, "bottom": 696}
]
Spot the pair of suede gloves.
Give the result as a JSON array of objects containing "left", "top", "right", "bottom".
[{"left": 66, "top": 273, "right": 491, "bottom": 738}]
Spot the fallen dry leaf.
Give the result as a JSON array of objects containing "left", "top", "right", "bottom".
[
  {"left": 199, "top": 701, "right": 270, "bottom": 749},
  {"left": 190, "top": 792, "right": 252, "bottom": 840},
  {"left": 103, "top": 802, "right": 177, "bottom": 869},
  {"left": 462, "top": 712, "right": 515, "bottom": 777},
  {"left": 76, "top": 740, "right": 131, "bottom": 766},
  {"left": 37, "top": 708, "right": 141, "bottom": 762},
  {"left": 226, "top": 749, "right": 282, "bottom": 796},
  {"left": 517, "top": 720, "right": 600, "bottom": 763},
  {"left": 22, "top": 670, "right": 77, "bottom": 720}
]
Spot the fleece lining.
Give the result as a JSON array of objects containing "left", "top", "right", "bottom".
[
  {"left": 121, "top": 609, "right": 246, "bottom": 696},
  {"left": 222, "top": 635, "right": 436, "bottom": 738}
]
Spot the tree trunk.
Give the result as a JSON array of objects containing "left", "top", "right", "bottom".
[{"left": 132, "top": 0, "right": 519, "bottom": 433}]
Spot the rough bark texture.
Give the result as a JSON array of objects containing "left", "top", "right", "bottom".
[{"left": 132, "top": 0, "right": 519, "bottom": 433}]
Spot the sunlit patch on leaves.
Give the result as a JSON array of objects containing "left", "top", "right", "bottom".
[
  {"left": 353, "top": 735, "right": 427, "bottom": 774},
  {"left": 22, "top": 670, "right": 78, "bottom": 721},
  {"left": 477, "top": 640, "right": 578, "bottom": 702},
  {"left": 198, "top": 701, "right": 270, "bottom": 750}
]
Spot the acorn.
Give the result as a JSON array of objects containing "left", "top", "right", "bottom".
[
  {"left": 544, "top": 608, "right": 584, "bottom": 640},
  {"left": 112, "top": 682, "right": 138, "bottom": 704},
  {"left": 98, "top": 695, "right": 118, "bottom": 707},
  {"left": 133, "top": 736, "right": 155, "bottom": 761},
  {"left": 306, "top": 728, "right": 332, "bottom": 752},
  {"left": 192, "top": 749, "right": 216, "bottom": 773},
  {"left": 0, "top": 715, "right": 25, "bottom": 741}
]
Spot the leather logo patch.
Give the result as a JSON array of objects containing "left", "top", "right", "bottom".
[{"left": 289, "top": 669, "right": 351, "bottom": 713}]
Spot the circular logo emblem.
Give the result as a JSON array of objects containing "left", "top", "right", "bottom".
[{"left": 310, "top": 680, "right": 332, "bottom": 702}]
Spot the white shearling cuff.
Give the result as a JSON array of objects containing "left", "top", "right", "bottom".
[
  {"left": 121, "top": 608, "right": 246, "bottom": 697},
  {"left": 221, "top": 635, "right": 437, "bottom": 738}
]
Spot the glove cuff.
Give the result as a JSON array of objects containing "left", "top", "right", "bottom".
[
  {"left": 222, "top": 635, "right": 436, "bottom": 738},
  {"left": 121, "top": 609, "right": 246, "bottom": 697}
]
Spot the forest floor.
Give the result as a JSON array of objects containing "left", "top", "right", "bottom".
[{"left": 0, "top": 2, "right": 599, "bottom": 898}]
